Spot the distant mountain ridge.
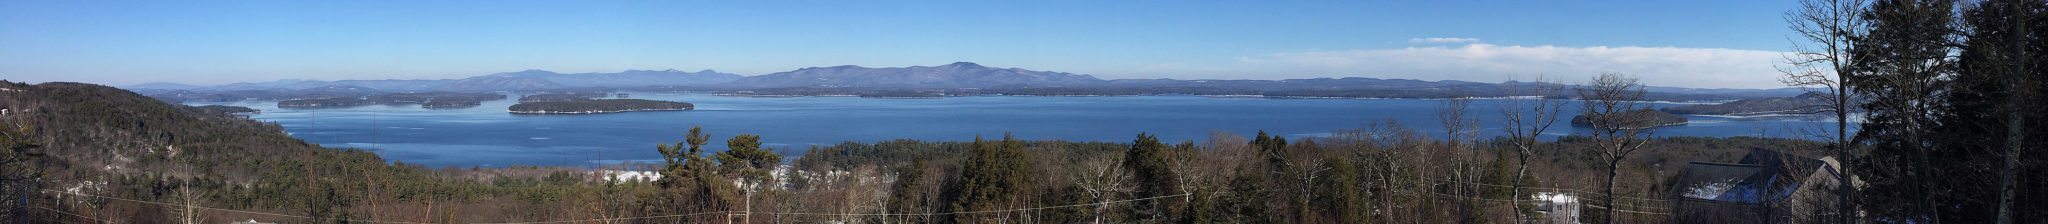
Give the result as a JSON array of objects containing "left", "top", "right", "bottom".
[
  {"left": 121, "top": 62, "right": 1806, "bottom": 101},
  {"left": 481, "top": 69, "right": 742, "bottom": 88},
  {"left": 727, "top": 62, "right": 1103, "bottom": 88},
  {"left": 146, "top": 69, "right": 743, "bottom": 92}
]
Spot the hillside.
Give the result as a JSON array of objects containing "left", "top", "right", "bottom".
[{"left": 0, "top": 81, "right": 563, "bottom": 222}]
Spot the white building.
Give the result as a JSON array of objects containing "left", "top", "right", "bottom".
[{"left": 1533, "top": 192, "right": 1580, "bottom": 223}]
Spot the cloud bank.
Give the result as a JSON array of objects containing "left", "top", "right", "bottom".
[{"left": 1229, "top": 43, "right": 1789, "bottom": 88}]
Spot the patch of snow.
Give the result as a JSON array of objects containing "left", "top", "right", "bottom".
[
  {"left": 1534, "top": 192, "right": 1578, "bottom": 204},
  {"left": 596, "top": 170, "right": 661, "bottom": 182},
  {"left": 1682, "top": 179, "right": 1742, "bottom": 199}
]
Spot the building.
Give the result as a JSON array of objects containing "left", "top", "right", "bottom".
[
  {"left": 1533, "top": 192, "right": 1581, "bottom": 223},
  {"left": 1669, "top": 149, "right": 1842, "bottom": 223}
]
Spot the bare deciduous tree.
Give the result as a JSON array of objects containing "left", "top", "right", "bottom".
[
  {"left": 1497, "top": 76, "right": 1567, "bottom": 223},
  {"left": 1437, "top": 95, "right": 1482, "bottom": 222},
  {"left": 1576, "top": 73, "right": 1657, "bottom": 224},
  {"left": 1781, "top": 0, "right": 1870, "bottom": 221},
  {"left": 1072, "top": 152, "right": 1130, "bottom": 224},
  {"left": 175, "top": 185, "right": 206, "bottom": 224}
]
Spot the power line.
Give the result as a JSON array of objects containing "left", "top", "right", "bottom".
[
  {"left": 35, "top": 189, "right": 1203, "bottom": 223},
  {"left": 1583, "top": 204, "right": 1672, "bottom": 216},
  {"left": 471, "top": 211, "right": 729, "bottom": 224},
  {"left": 1390, "top": 187, "right": 1671, "bottom": 216},
  {"left": 34, "top": 206, "right": 106, "bottom": 224},
  {"left": 1414, "top": 177, "right": 1672, "bottom": 212},
  {"left": 753, "top": 192, "right": 1197, "bottom": 217},
  {"left": 41, "top": 189, "right": 433, "bottom": 224},
  {"left": 1425, "top": 177, "right": 1670, "bottom": 203}
]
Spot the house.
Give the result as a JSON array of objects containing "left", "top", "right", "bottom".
[
  {"left": 1533, "top": 192, "right": 1581, "bottom": 223},
  {"left": 1669, "top": 149, "right": 1842, "bottom": 223}
]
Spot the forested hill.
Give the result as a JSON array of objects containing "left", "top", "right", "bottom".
[
  {"left": 0, "top": 81, "right": 361, "bottom": 180},
  {"left": 0, "top": 81, "right": 479, "bottom": 222}
]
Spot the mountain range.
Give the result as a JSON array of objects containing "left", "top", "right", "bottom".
[
  {"left": 134, "top": 69, "right": 743, "bottom": 92},
  {"left": 124, "top": 62, "right": 1805, "bottom": 101},
  {"left": 727, "top": 62, "right": 1104, "bottom": 88}
]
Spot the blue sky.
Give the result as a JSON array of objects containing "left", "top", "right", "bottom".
[{"left": 1, "top": 0, "right": 1803, "bottom": 88}]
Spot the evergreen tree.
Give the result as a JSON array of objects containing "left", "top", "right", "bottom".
[
  {"left": 717, "top": 134, "right": 781, "bottom": 182},
  {"left": 1951, "top": 1, "right": 2046, "bottom": 222},
  {"left": 1252, "top": 131, "right": 1290, "bottom": 172},
  {"left": 715, "top": 134, "right": 780, "bottom": 223},
  {"left": 1125, "top": 133, "right": 1181, "bottom": 222},
  {"left": 0, "top": 121, "right": 39, "bottom": 222},
  {"left": 949, "top": 134, "right": 1033, "bottom": 223},
  {"left": 1849, "top": 0, "right": 1957, "bottom": 222},
  {"left": 1316, "top": 158, "right": 1367, "bottom": 223},
  {"left": 654, "top": 126, "right": 738, "bottom": 222}
]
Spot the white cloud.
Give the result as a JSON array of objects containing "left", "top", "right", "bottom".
[
  {"left": 1229, "top": 43, "right": 1789, "bottom": 88},
  {"left": 1408, "top": 37, "right": 1482, "bottom": 44}
]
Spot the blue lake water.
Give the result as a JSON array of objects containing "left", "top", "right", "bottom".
[{"left": 193, "top": 93, "right": 1842, "bottom": 168}]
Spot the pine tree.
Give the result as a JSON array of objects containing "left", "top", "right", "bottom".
[
  {"left": 1849, "top": 0, "right": 1958, "bottom": 222},
  {"left": 716, "top": 134, "right": 781, "bottom": 224},
  {"left": 654, "top": 126, "right": 738, "bottom": 222},
  {"left": 1125, "top": 133, "right": 1180, "bottom": 222},
  {"left": 949, "top": 134, "right": 1034, "bottom": 223}
]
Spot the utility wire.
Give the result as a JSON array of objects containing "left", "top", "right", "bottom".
[
  {"left": 1426, "top": 177, "right": 1670, "bottom": 202},
  {"left": 41, "top": 189, "right": 433, "bottom": 224},
  {"left": 34, "top": 206, "right": 107, "bottom": 224},
  {"left": 471, "top": 211, "right": 730, "bottom": 224},
  {"left": 753, "top": 192, "right": 1196, "bottom": 216},
  {"left": 36, "top": 189, "right": 1204, "bottom": 223}
]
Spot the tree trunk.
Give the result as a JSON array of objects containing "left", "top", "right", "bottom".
[
  {"left": 1605, "top": 163, "right": 1618, "bottom": 224},
  {"left": 1996, "top": 103, "right": 2021, "bottom": 224},
  {"left": 1913, "top": 122, "right": 1940, "bottom": 224},
  {"left": 1995, "top": 9, "right": 2027, "bottom": 224},
  {"left": 1836, "top": 86, "right": 1852, "bottom": 224},
  {"left": 1513, "top": 156, "right": 1528, "bottom": 223}
]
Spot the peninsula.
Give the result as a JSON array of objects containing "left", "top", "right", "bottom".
[
  {"left": 507, "top": 99, "right": 694, "bottom": 114},
  {"left": 1571, "top": 109, "right": 1690, "bottom": 129}
]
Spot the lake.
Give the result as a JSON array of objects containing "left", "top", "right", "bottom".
[{"left": 193, "top": 93, "right": 1844, "bottom": 167}]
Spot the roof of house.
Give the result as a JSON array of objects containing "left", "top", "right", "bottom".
[{"left": 1671, "top": 148, "right": 1837, "bottom": 204}]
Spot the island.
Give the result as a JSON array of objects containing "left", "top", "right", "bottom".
[
  {"left": 191, "top": 105, "right": 259, "bottom": 115},
  {"left": 508, "top": 99, "right": 694, "bottom": 114},
  {"left": 1660, "top": 92, "right": 1829, "bottom": 116},
  {"left": 278, "top": 97, "right": 373, "bottom": 109},
  {"left": 380, "top": 92, "right": 504, "bottom": 109},
  {"left": 279, "top": 92, "right": 506, "bottom": 109},
  {"left": 421, "top": 99, "right": 483, "bottom": 108},
  {"left": 1572, "top": 109, "right": 1689, "bottom": 129}
]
